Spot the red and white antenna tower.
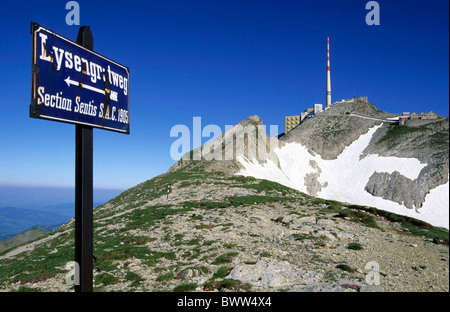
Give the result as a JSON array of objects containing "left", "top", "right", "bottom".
[{"left": 326, "top": 37, "right": 331, "bottom": 107}]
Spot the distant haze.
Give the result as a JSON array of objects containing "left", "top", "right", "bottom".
[{"left": 0, "top": 185, "right": 124, "bottom": 210}]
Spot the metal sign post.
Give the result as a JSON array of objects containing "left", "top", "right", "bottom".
[
  {"left": 74, "top": 26, "right": 94, "bottom": 293},
  {"left": 30, "top": 22, "right": 130, "bottom": 292}
]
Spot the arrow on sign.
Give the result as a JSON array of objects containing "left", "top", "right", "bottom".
[
  {"left": 64, "top": 76, "right": 118, "bottom": 102},
  {"left": 65, "top": 76, "right": 105, "bottom": 95}
]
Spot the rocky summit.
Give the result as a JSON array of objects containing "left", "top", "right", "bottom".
[
  {"left": 224, "top": 100, "right": 448, "bottom": 229},
  {"left": 0, "top": 100, "right": 448, "bottom": 292}
]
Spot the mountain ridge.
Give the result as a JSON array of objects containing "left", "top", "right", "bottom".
[{"left": 170, "top": 99, "right": 448, "bottom": 228}]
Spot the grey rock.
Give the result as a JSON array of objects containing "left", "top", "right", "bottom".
[
  {"left": 291, "top": 283, "right": 351, "bottom": 292},
  {"left": 183, "top": 269, "right": 194, "bottom": 278},
  {"left": 191, "top": 276, "right": 208, "bottom": 285},
  {"left": 317, "top": 231, "right": 337, "bottom": 241},
  {"left": 226, "top": 259, "right": 300, "bottom": 288},
  {"left": 293, "top": 216, "right": 317, "bottom": 225},
  {"left": 335, "top": 231, "right": 356, "bottom": 240},
  {"left": 290, "top": 280, "right": 382, "bottom": 292},
  {"left": 362, "top": 119, "right": 449, "bottom": 210},
  {"left": 317, "top": 219, "right": 333, "bottom": 226}
]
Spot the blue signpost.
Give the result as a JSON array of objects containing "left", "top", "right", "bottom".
[
  {"left": 30, "top": 22, "right": 130, "bottom": 292},
  {"left": 31, "top": 22, "right": 130, "bottom": 133}
]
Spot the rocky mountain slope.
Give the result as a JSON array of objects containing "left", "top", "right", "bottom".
[
  {"left": 0, "top": 167, "right": 448, "bottom": 292},
  {"left": 280, "top": 99, "right": 396, "bottom": 160}
]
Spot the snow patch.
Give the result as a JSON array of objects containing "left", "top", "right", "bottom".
[
  {"left": 420, "top": 175, "right": 449, "bottom": 229},
  {"left": 237, "top": 125, "right": 449, "bottom": 229}
]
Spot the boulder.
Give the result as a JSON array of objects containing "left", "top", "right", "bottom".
[{"left": 226, "top": 258, "right": 317, "bottom": 289}]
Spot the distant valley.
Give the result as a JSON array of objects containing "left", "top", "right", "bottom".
[{"left": 0, "top": 202, "right": 103, "bottom": 241}]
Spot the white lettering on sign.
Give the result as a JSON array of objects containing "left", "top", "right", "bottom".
[
  {"left": 37, "top": 31, "right": 128, "bottom": 97},
  {"left": 74, "top": 96, "right": 97, "bottom": 116},
  {"left": 39, "top": 33, "right": 52, "bottom": 62},
  {"left": 64, "top": 51, "right": 73, "bottom": 69},
  {"left": 98, "top": 103, "right": 128, "bottom": 123},
  {"left": 38, "top": 86, "right": 72, "bottom": 112},
  {"left": 118, "top": 108, "right": 129, "bottom": 124},
  {"left": 110, "top": 90, "right": 118, "bottom": 101}
]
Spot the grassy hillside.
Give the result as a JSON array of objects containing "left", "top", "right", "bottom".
[
  {"left": 0, "top": 168, "right": 448, "bottom": 292},
  {"left": 0, "top": 228, "right": 48, "bottom": 253}
]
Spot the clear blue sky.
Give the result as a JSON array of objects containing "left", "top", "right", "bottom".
[{"left": 0, "top": 0, "right": 448, "bottom": 191}]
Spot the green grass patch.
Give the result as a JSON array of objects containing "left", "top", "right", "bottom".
[
  {"left": 238, "top": 179, "right": 292, "bottom": 194},
  {"left": 17, "top": 286, "right": 38, "bottom": 292},
  {"left": 377, "top": 122, "right": 448, "bottom": 150},
  {"left": 402, "top": 222, "right": 449, "bottom": 244},
  {"left": 212, "top": 252, "right": 239, "bottom": 264},
  {"left": 327, "top": 201, "right": 344, "bottom": 211},
  {"left": 336, "top": 264, "right": 356, "bottom": 273},
  {"left": 343, "top": 205, "right": 448, "bottom": 245},
  {"left": 347, "top": 242, "right": 364, "bottom": 250},
  {"left": 337, "top": 208, "right": 383, "bottom": 231},
  {"left": 227, "top": 195, "right": 291, "bottom": 206},
  {"left": 184, "top": 195, "right": 291, "bottom": 211},
  {"left": 292, "top": 233, "right": 315, "bottom": 241},
  {"left": 119, "top": 235, "right": 157, "bottom": 245},
  {"left": 194, "top": 223, "right": 214, "bottom": 230},
  {"left": 203, "top": 240, "right": 218, "bottom": 246},
  {"left": 184, "top": 200, "right": 230, "bottom": 210},
  {"left": 125, "top": 271, "right": 145, "bottom": 287},
  {"left": 428, "top": 132, "right": 448, "bottom": 148},
  {"left": 123, "top": 205, "right": 191, "bottom": 230},
  {"left": 377, "top": 124, "right": 422, "bottom": 145},
  {"left": 173, "top": 282, "right": 198, "bottom": 292},
  {"left": 191, "top": 214, "right": 203, "bottom": 221},
  {"left": 0, "top": 235, "right": 74, "bottom": 287},
  {"left": 95, "top": 272, "right": 119, "bottom": 285},
  {"left": 156, "top": 272, "right": 174, "bottom": 281},
  {"left": 174, "top": 233, "right": 185, "bottom": 240},
  {"left": 203, "top": 278, "right": 252, "bottom": 292},
  {"left": 213, "top": 266, "right": 232, "bottom": 279}
]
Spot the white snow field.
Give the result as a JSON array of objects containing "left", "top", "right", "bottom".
[{"left": 237, "top": 125, "right": 449, "bottom": 229}]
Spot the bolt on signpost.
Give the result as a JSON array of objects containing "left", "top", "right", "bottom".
[{"left": 30, "top": 22, "right": 130, "bottom": 292}]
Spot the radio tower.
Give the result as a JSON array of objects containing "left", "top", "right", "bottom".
[{"left": 326, "top": 37, "right": 331, "bottom": 107}]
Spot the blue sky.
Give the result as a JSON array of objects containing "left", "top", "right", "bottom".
[{"left": 0, "top": 0, "right": 448, "bottom": 193}]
